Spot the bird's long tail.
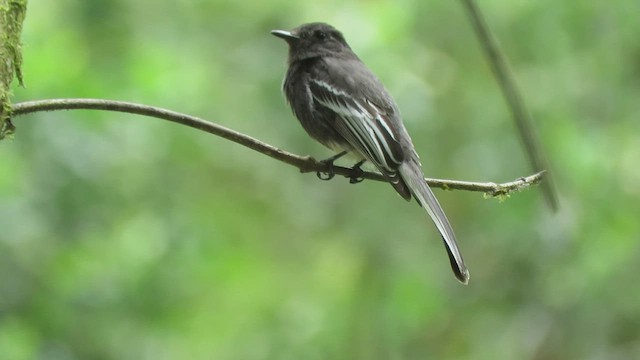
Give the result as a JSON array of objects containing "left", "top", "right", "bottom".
[{"left": 399, "top": 160, "right": 469, "bottom": 284}]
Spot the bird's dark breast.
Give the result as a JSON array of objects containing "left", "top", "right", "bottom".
[{"left": 283, "top": 62, "right": 350, "bottom": 151}]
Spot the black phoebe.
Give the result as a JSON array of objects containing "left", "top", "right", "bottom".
[{"left": 272, "top": 22, "right": 469, "bottom": 284}]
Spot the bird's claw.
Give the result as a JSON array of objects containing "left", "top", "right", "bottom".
[
  {"left": 348, "top": 160, "right": 366, "bottom": 184},
  {"left": 317, "top": 168, "right": 335, "bottom": 180},
  {"left": 316, "top": 151, "right": 347, "bottom": 181}
]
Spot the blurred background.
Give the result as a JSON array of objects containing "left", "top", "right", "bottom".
[{"left": 1, "top": 0, "right": 639, "bottom": 359}]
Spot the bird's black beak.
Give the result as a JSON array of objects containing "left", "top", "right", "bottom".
[{"left": 271, "top": 29, "right": 299, "bottom": 42}]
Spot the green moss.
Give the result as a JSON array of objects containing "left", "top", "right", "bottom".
[{"left": 0, "top": 0, "right": 27, "bottom": 140}]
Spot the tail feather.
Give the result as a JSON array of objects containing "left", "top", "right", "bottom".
[{"left": 398, "top": 161, "right": 469, "bottom": 284}]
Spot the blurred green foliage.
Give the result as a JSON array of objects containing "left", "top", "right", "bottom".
[{"left": 1, "top": 0, "right": 639, "bottom": 359}]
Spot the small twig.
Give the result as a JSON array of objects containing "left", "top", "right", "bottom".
[
  {"left": 459, "top": 0, "right": 558, "bottom": 209},
  {"left": 11, "top": 98, "right": 545, "bottom": 197},
  {"left": 424, "top": 170, "right": 546, "bottom": 196}
]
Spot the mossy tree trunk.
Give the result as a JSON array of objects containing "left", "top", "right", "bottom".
[{"left": 0, "top": 0, "right": 27, "bottom": 140}]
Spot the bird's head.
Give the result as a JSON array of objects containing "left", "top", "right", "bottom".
[{"left": 271, "top": 22, "right": 353, "bottom": 63}]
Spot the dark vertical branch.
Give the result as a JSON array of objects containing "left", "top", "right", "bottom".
[{"left": 459, "top": 0, "right": 559, "bottom": 210}]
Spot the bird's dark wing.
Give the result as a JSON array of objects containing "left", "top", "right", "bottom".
[
  {"left": 308, "top": 58, "right": 467, "bottom": 282},
  {"left": 308, "top": 78, "right": 405, "bottom": 178}
]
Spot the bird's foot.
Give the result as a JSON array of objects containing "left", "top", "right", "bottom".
[
  {"left": 348, "top": 160, "right": 366, "bottom": 184},
  {"left": 316, "top": 151, "right": 348, "bottom": 181}
]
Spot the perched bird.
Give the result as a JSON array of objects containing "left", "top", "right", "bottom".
[{"left": 272, "top": 22, "right": 469, "bottom": 284}]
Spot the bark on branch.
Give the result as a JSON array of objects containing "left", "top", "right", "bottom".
[{"left": 11, "top": 98, "right": 545, "bottom": 197}]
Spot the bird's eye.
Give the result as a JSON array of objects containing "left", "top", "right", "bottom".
[{"left": 314, "top": 30, "right": 327, "bottom": 40}]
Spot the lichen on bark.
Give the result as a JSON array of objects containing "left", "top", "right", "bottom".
[{"left": 0, "top": 0, "right": 27, "bottom": 140}]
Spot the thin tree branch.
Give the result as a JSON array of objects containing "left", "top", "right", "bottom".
[
  {"left": 10, "top": 98, "right": 545, "bottom": 197},
  {"left": 459, "top": 0, "right": 558, "bottom": 209}
]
